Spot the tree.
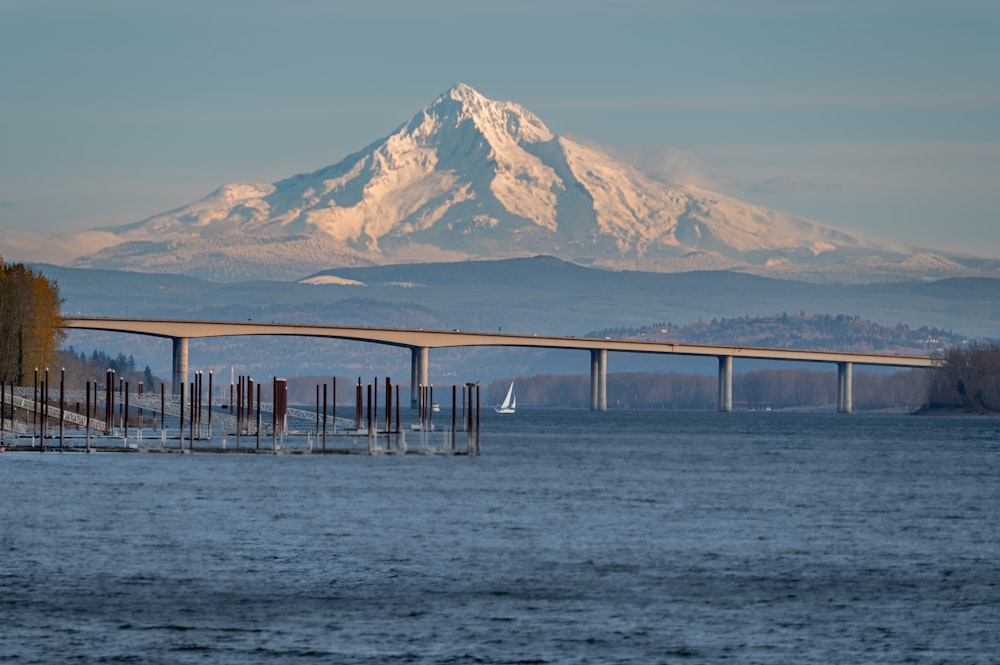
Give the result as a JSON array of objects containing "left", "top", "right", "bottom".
[
  {"left": 0, "top": 259, "right": 65, "bottom": 384},
  {"left": 927, "top": 342, "right": 1000, "bottom": 412}
]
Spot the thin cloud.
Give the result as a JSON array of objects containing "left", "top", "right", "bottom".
[
  {"left": 747, "top": 176, "right": 842, "bottom": 195},
  {"left": 627, "top": 146, "right": 715, "bottom": 189},
  {"left": 567, "top": 135, "right": 715, "bottom": 189},
  {"left": 0, "top": 230, "right": 120, "bottom": 265}
]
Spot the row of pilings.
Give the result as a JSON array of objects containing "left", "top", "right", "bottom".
[
  {"left": 413, "top": 382, "right": 482, "bottom": 456},
  {"left": 1, "top": 373, "right": 481, "bottom": 456}
]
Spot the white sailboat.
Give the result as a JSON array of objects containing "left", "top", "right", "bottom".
[{"left": 495, "top": 381, "right": 516, "bottom": 413}]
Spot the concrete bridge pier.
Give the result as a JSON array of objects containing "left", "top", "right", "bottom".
[
  {"left": 837, "top": 361, "right": 853, "bottom": 413},
  {"left": 410, "top": 346, "right": 429, "bottom": 409},
  {"left": 717, "top": 355, "right": 733, "bottom": 412},
  {"left": 171, "top": 337, "right": 189, "bottom": 396},
  {"left": 590, "top": 348, "right": 607, "bottom": 411}
]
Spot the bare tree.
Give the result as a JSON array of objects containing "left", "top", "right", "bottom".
[
  {"left": 0, "top": 259, "right": 65, "bottom": 384},
  {"left": 928, "top": 343, "right": 1000, "bottom": 412}
]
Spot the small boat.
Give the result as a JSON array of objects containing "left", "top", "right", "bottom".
[
  {"left": 431, "top": 402, "right": 441, "bottom": 413},
  {"left": 495, "top": 381, "right": 516, "bottom": 414}
]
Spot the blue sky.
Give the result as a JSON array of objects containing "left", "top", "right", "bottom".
[{"left": 2, "top": 0, "right": 998, "bottom": 261}]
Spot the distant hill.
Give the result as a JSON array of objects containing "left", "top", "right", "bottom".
[
  {"left": 39, "top": 257, "right": 999, "bottom": 383},
  {"left": 589, "top": 313, "right": 968, "bottom": 355}
]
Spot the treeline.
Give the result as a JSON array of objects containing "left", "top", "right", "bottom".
[
  {"left": 489, "top": 368, "right": 931, "bottom": 411},
  {"left": 0, "top": 260, "right": 64, "bottom": 384},
  {"left": 926, "top": 342, "right": 1000, "bottom": 412},
  {"left": 590, "top": 312, "right": 966, "bottom": 354},
  {"left": 54, "top": 347, "right": 160, "bottom": 391}
]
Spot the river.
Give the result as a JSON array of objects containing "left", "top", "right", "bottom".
[{"left": 2, "top": 409, "right": 997, "bottom": 663}]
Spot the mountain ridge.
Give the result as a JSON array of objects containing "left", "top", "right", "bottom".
[
  {"left": 40, "top": 257, "right": 1000, "bottom": 339},
  {"left": 40, "top": 258, "right": 999, "bottom": 383}
]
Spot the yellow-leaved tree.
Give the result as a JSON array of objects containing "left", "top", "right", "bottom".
[{"left": 0, "top": 259, "right": 65, "bottom": 385}]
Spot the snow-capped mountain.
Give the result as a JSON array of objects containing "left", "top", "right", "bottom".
[{"left": 73, "top": 83, "right": 959, "bottom": 282}]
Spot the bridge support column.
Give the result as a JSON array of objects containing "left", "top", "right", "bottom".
[
  {"left": 717, "top": 355, "right": 733, "bottom": 412},
  {"left": 410, "top": 346, "right": 428, "bottom": 409},
  {"left": 590, "top": 349, "right": 607, "bottom": 411},
  {"left": 171, "top": 337, "right": 189, "bottom": 397},
  {"left": 837, "top": 361, "right": 853, "bottom": 414}
]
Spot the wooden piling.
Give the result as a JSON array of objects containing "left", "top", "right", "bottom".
[
  {"left": 137, "top": 380, "right": 144, "bottom": 441},
  {"left": 235, "top": 378, "right": 241, "bottom": 449},
  {"left": 118, "top": 375, "right": 123, "bottom": 432},
  {"left": 59, "top": 369, "right": 65, "bottom": 451},
  {"left": 124, "top": 380, "right": 130, "bottom": 447},
  {"left": 44, "top": 368, "right": 50, "bottom": 440},
  {"left": 247, "top": 377, "right": 254, "bottom": 436},
  {"left": 356, "top": 378, "right": 363, "bottom": 432},
  {"left": 189, "top": 381, "right": 195, "bottom": 449},
  {"left": 367, "top": 381, "right": 373, "bottom": 434},
  {"left": 85, "top": 380, "right": 91, "bottom": 452},
  {"left": 178, "top": 382, "right": 185, "bottom": 449},
  {"left": 207, "top": 371, "right": 213, "bottom": 438},
  {"left": 451, "top": 385, "right": 457, "bottom": 450},
  {"left": 385, "top": 377, "right": 392, "bottom": 434}
]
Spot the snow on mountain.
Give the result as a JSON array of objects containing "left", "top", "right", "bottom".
[
  {"left": 73, "top": 82, "right": 960, "bottom": 282},
  {"left": 299, "top": 274, "right": 367, "bottom": 287}
]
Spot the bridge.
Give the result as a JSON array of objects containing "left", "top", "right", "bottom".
[{"left": 62, "top": 317, "right": 941, "bottom": 413}]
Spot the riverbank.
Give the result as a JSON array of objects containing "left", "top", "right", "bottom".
[{"left": 913, "top": 404, "right": 1000, "bottom": 416}]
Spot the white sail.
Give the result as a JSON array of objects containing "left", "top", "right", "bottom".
[{"left": 496, "top": 381, "right": 516, "bottom": 413}]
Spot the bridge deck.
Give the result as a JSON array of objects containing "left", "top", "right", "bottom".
[{"left": 63, "top": 317, "right": 940, "bottom": 368}]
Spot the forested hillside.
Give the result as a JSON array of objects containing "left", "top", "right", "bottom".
[{"left": 590, "top": 312, "right": 969, "bottom": 354}]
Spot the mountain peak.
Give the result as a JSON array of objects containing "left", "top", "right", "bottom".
[
  {"left": 419, "top": 82, "right": 553, "bottom": 146},
  {"left": 436, "top": 82, "right": 505, "bottom": 113},
  {"left": 442, "top": 81, "right": 486, "bottom": 104},
  {"left": 70, "top": 84, "right": 951, "bottom": 282}
]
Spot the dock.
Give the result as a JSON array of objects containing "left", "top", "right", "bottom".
[{"left": 1, "top": 376, "right": 482, "bottom": 457}]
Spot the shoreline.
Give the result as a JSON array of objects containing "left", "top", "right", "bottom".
[{"left": 913, "top": 404, "right": 1000, "bottom": 417}]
